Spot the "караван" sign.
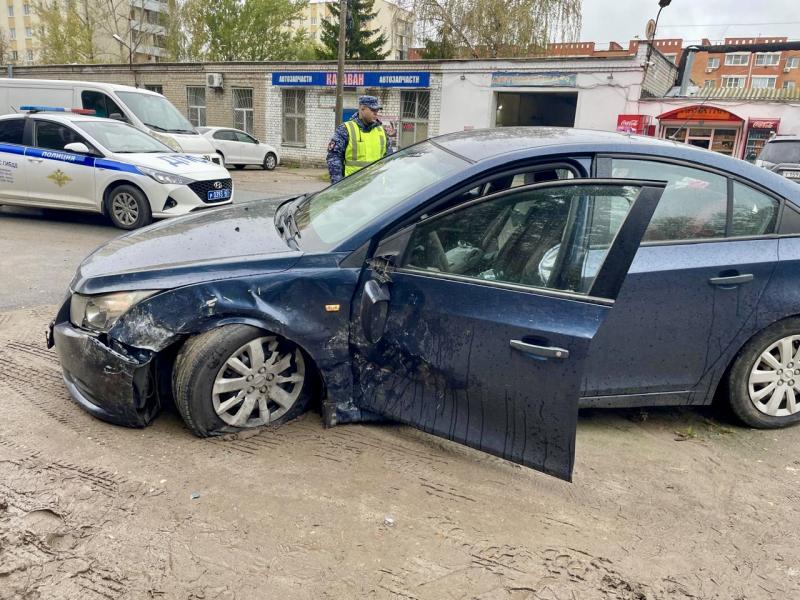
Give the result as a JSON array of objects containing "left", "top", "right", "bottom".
[{"left": 272, "top": 71, "right": 430, "bottom": 88}]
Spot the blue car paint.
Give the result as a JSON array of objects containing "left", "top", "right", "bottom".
[{"left": 50, "top": 128, "right": 800, "bottom": 478}]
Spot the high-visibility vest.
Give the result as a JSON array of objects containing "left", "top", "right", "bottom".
[{"left": 343, "top": 120, "right": 387, "bottom": 177}]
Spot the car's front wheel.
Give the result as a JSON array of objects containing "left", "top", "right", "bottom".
[
  {"left": 173, "top": 325, "right": 311, "bottom": 437},
  {"left": 106, "top": 185, "right": 152, "bottom": 230},
  {"left": 728, "top": 318, "right": 800, "bottom": 428},
  {"left": 262, "top": 153, "right": 277, "bottom": 170}
]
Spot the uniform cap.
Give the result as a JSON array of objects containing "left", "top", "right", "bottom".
[{"left": 358, "top": 95, "right": 382, "bottom": 110}]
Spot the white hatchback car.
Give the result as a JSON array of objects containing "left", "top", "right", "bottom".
[
  {"left": 198, "top": 127, "right": 280, "bottom": 170},
  {"left": 0, "top": 108, "right": 233, "bottom": 229}
]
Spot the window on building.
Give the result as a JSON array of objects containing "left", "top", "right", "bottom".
[
  {"left": 9, "top": 28, "right": 15, "bottom": 40},
  {"left": 663, "top": 53, "right": 677, "bottom": 64},
  {"left": 784, "top": 80, "right": 796, "bottom": 89},
  {"left": 707, "top": 57, "right": 720, "bottom": 69},
  {"left": 310, "top": 16, "right": 316, "bottom": 24},
  {"left": 400, "top": 91, "right": 430, "bottom": 148},
  {"left": 704, "top": 79, "right": 716, "bottom": 88},
  {"left": 144, "top": 84, "right": 163, "bottom": 94},
  {"left": 26, "top": 49, "right": 32, "bottom": 62},
  {"left": 186, "top": 86, "right": 206, "bottom": 127},
  {"left": 725, "top": 53, "right": 750, "bottom": 66},
  {"left": 722, "top": 76, "right": 746, "bottom": 88},
  {"left": 23, "top": 2, "right": 29, "bottom": 15},
  {"left": 233, "top": 87, "right": 254, "bottom": 135},
  {"left": 9, "top": 50, "right": 17, "bottom": 61},
  {"left": 25, "top": 27, "right": 32, "bottom": 38},
  {"left": 755, "top": 53, "right": 781, "bottom": 66},
  {"left": 787, "top": 57, "right": 800, "bottom": 69},
  {"left": 7, "top": 5, "right": 12, "bottom": 16},
  {"left": 752, "top": 76, "right": 777, "bottom": 89},
  {"left": 282, "top": 89, "right": 306, "bottom": 145}
]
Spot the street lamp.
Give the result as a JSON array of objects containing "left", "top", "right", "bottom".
[
  {"left": 645, "top": 0, "right": 672, "bottom": 71},
  {"left": 112, "top": 33, "right": 133, "bottom": 70}
]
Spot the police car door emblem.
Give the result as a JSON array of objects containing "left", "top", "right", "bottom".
[
  {"left": 47, "top": 169, "right": 72, "bottom": 188},
  {"left": 213, "top": 181, "right": 223, "bottom": 190}
]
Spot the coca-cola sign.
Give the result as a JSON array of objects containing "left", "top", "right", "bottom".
[{"left": 749, "top": 119, "right": 780, "bottom": 130}]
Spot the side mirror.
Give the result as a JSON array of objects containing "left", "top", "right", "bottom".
[
  {"left": 64, "top": 142, "right": 92, "bottom": 155},
  {"left": 360, "top": 279, "right": 391, "bottom": 344},
  {"left": 109, "top": 112, "right": 126, "bottom": 121}
]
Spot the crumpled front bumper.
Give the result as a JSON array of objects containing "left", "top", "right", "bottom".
[{"left": 50, "top": 320, "right": 159, "bottom": 428}]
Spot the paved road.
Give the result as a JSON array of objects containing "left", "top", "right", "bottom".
[{"left": 0, "top": 167, "right": 328, "bottom": 310}]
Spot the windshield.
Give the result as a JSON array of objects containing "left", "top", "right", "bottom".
[
  {"left": 115, "top": 91, "right": 196, "bottom": 134},
  {"left": 77, "top": 121, "right": 172, "bottom": 153},
  {"left": 759, "top": 141, "right": 800, "bottom": 164},
  {"left": 291, "top": 142, "right": 468, "bottom": 250}
]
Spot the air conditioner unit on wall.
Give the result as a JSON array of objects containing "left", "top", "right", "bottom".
[
  {"left": 706, "top": 68, "right": 714, "bottom": 73},
  {"left": 785, "top": 67, "right": 792, "bottom": 73},
  {"left": 206, "top": 73, "right": 223, "bottom": 88}
]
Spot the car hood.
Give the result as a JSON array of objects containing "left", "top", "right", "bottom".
[
  {"left": 71, "top": 199, "right": 302, "bottom": 294},
  {"left": 113, "top": 152, "right": 230, "bottom": 179},
  {"left": 165, "top": 132, "right": 216, "bottom": 154}
]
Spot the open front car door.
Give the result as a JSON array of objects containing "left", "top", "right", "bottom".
[{"left": 350, "top": 180, "right": 665, "bottom": 481}]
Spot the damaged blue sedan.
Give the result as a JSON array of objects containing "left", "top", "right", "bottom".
[{"left": 48, "top": 128, "right": 800, "bottom": 481}]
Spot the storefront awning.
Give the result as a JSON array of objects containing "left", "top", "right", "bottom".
[
  {"left": 695, "top": 87, "right": 800, "bottom": 102},
  {"left": 658, "top": 105, "right": 744, "bottom": 122}
]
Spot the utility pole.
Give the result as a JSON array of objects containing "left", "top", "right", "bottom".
[{"left": 334, "top": 0, "right": 347, "bottom": 125}]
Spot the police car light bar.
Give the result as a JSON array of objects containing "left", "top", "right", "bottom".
[{"left": 19, "top": 106, "right": 96, "bottom": 115}]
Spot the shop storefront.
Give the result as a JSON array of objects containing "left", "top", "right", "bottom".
[
  {"left": 743, "top": 118, "right": 781, "bottom": 162},
  {"left": 656, "top": 105, "right": 743, "bottom": 157}
]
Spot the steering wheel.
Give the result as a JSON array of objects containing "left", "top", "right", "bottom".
[{"left": 426, "top": 231, "right": 450, "bottom": 272}]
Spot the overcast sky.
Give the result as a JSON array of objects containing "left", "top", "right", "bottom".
[{"left": 579, "top": 0, "right": 800, "bottom": 46}]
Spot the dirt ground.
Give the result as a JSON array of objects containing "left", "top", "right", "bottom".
[{"left": 2, "top": 169, "right": 800, "bottom": 599}]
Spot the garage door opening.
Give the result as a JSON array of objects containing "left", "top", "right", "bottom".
[{"left": 495, "top": 92, "right": 578, "bottom": 127}]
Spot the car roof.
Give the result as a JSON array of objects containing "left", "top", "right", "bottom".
[
  {"left": 766, "top": 135, "right": 800, "bottom": 143},
  {"left": 0, "top": 77, "right": 160, "bottom": 96},
  {"left": 0, "top": 112, "right": 121, "bottom": 124}
]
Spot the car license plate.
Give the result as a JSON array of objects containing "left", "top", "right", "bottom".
[
  {"left": 207, "top": 188, "right": 231, "bottom": 201},
  {"left": 783, "top": 170, "right": 800, "bottom": 179}
]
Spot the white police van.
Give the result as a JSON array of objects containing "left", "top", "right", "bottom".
[{"left": 0, "top": 106, "right": 233, "bottom": 229}]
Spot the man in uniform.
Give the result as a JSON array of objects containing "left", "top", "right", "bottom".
[{"left": 326, "top": 95, "right": 393, "bottom": 184}]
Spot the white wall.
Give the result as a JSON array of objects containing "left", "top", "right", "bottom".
[{"left": 439, "top": 63, "right": 644, "bottom": 135}]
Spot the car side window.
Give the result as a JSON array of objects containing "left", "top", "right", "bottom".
[
  {"left": 611, "top": 159, "right": 727, "bottom": 241},
  {"left": 0, "top": 118, "right": 25, "bottom": 145},
  {"left": 81, "top": 91, "right": 125, "bottom": 120},
  {"left": 455, "top": 165, "right": 577, "bottom": 206},
  {"left": 34, "top": 120, "right": 88, "bottom": 151},
  {"left": 401, "top": 183, "right": 640, "bottom": 296},
  {"left": 235, "top": 132, "right": 256, "bottom": 144},
  {"left": 731, "top": 182, "right": 779, "bottom": 237},
  {"left": 214, "top": 130, "right": 236, "bottom": 141}
]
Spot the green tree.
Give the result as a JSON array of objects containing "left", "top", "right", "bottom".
[
  {"left": 183, "top": 0, "right": 311, "bottom": 61},
  {"left": 35, "top": 0, "right": 98, "bottom": 64},
  {"left": 318, "top": 0, "right": 389, "bottom": 60},
  {"left": 414, "top": 0, "right": 581, "bottom": 58}
]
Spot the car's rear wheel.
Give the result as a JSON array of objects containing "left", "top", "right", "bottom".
[
  {"left": 173, "top": 325, "right": 311, "bottom": 437},
  {"left": 728, "top": 318, "right": 800, "bottom": 428},
  {"left": 262, "top": 153, "right": 277, "bottom": 170},
  {"left": 107, "top": 185, "right": 152, "bottom": 230}
]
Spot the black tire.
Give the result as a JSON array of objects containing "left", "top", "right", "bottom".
[
  {"left": 233, "top": 164, "right": 245, "bottom": 170},
  {"left": 727, "top": 317, "right": 800, "bottom": 429},
  {"left": 106, "top": 184, "right": 152, "bottom": 230},
  {"left": 262, "top": 153, "right": 277, "bottom": 171},
  {"left": 173, "top": 325, "right": 313, "bottom": 437}
]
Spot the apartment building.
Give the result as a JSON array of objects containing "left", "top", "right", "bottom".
[
  {"left": 295, "top": 0, "right": 414, "bottom": 60},
  {"left": 691, "top": 37, "right": 799, "bottom": 91},
  {"left": 0, "top": 0, "right": 39, "bottom": 65}
]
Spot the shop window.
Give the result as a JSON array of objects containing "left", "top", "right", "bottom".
[
  {"left": 611, "top": 159, "right": 727, "bottom": 242},
  {"left": 707, "top": 57, "right": 720, "bottom": 69},
  {"left": 755, "top": 53, "right": 780, "bottom": 66},
  {"left": 400, "top": 91, "right": 430, "bottom": 148},
  {"left": 233, "top": 88, "right": 254, "bottom": 135},
  {"left": 722, "top": 76, "right": 746, "bottom": 88},
  {"left": 186, "top": 86, "right": 206, "bottom": 127},
  {"left": 282, "top": 89, "right": 306, "bottom": 146},
  {"left": 731, "top": 182, "right": 778, "bottom": 237},
  {"left": 752, "top": 76, "right": 777, "bottom": 89},
  {"left": 725, "top": 53, "right": 750, "bottom": 66}
]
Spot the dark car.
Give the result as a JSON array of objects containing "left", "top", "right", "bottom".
[
  {"left": 756, "top": 134, "right": 800, "bottom": 183},
  {"left": 48, "top": 128, "right": 800, "bottom": 482}
]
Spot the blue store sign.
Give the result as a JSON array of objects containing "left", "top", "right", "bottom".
[{"left": 272, "top": 71, "right": 430, "bottom": 88}]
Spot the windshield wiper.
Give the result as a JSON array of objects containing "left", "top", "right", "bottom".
[{"left": 143, "top": 122, "right": 169, "bottom": 132}]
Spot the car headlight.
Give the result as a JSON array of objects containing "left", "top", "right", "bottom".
[
  {"left": 149, "top": 131, "right": 182, "bottom": 152},
  {"left": 70, "top": 290, "right": 159, "bottom": 333},
  {"left": 138, "top": 166, "right": 195, "bottom": 186}
]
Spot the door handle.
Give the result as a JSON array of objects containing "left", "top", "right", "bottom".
[
  {"left": 27, "top": 157, "right": 44, "bottom": 163},
  {"left": 709, "top": 273, "right": 754, "bottom": 286},
  {"left": 510, "top": 340, "right": 569, "bottom": 359}
]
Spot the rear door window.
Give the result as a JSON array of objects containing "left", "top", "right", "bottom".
[
  {"left": 611, "top": 159, "right": 728, "bottom": 241},
  {"left": 214, "top": 130, "right": 237, "bottom": 141},
  {"left": 731, "top": 182, "right": 779, "bottom": 237},
  {"left": 0, "top": 118, "right": 25, "bottom": 145}
]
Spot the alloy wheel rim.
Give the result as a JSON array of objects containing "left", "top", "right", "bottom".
[
  {"left": 265, "top": 155, "right": 276, "bottom": 169},
  {"left": 212, "top": 336, "right": 305, "bottom": 428},
  {"left": 112, "top": 193, "right": 139, "bottom": 226},
  {"left": 748, "top": 334, "right": 800, "bottom": 417}
]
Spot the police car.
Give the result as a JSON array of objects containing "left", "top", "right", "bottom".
[{"left": 0, "top": 106, "right": 233, "bottom": 229}]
